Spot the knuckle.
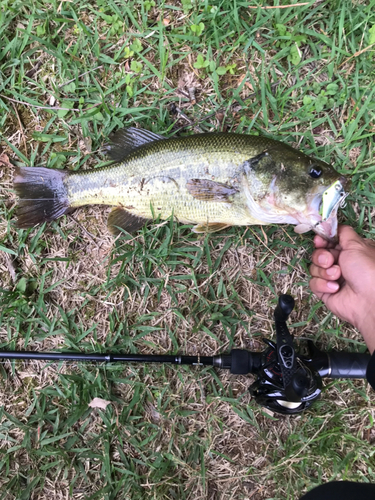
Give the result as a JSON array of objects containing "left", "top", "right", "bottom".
[
  {"left": 309, "top": 263, "right": 323, "bottom": 279},
  {"left": 309, "top": 277, "right": 318, "bottom": 291}
]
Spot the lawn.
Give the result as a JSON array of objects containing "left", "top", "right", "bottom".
[{"left": 1, "top": 0, "right": 375, "bottom": 499}]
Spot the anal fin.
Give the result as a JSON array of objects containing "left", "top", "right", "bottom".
[
  {"left": 108, "top": 207, "right": 148, "bottom": 235},
  {"left": 193, "top": 222, "right": 231, "bottom": 234}
]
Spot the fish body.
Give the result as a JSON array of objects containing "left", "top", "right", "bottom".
[{"left": 14, "top": 128, "right": 348, "bottom": 240}]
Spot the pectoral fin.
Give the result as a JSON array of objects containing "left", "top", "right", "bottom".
[
  {"left": 186, "top": 179, "right": 238, "bottom": 202},
  {"left": 108, "top": 207, "right": 148, "bottom": 235},
  {"left": 193, "top": 222, "right": 231, "bottom": 233},
  {"left": 294, "top": 223, "right": 312, "bottom": 234}
]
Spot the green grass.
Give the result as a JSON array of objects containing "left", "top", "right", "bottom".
[{"left": 1, "top": 0, "right": 375, "bottom": 499}]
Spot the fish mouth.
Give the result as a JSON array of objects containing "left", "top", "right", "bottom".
[
  {"left": 313, "top": 215, "right": 339, "bottom": 242},
  {"left": 295, "top": 177, "right": 348, "bottom": 241}
]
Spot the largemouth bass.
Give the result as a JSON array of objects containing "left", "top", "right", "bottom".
[{"left": 14, "top": 128, "right": 348, "bottom": 240}]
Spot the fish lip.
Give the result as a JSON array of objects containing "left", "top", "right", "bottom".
[
  {"left": 313, "top": 217, "right": 339, "bottom": 242},
  {"left": 296, "top": 212, "right": 338, "bottom": 241}
]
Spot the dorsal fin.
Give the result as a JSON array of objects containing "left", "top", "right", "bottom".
[{"left": 106, "top": 127, "right": 165, "bottom": 162}]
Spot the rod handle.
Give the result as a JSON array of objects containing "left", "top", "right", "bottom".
[{"left": 328, "top": 351, "right": 371, "bottom": 379}]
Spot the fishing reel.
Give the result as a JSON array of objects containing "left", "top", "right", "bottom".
[{"left": 248, "top": 295, "right": 322, "bottom": 415}]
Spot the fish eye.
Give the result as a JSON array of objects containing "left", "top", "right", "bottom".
[{"left": 309, "top": 166, "right": 322, "bottom": 179}]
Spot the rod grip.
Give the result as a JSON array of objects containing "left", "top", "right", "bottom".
[{"left": 328, "top": 351, "right": 371, "bottom": 379}]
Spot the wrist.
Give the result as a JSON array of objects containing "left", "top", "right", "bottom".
[{"left": 356, "top": 316, "right": 375, "bottom": 355}]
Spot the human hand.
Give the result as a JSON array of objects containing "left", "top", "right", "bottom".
[{"left": 309, "top": 225, "right": 375, "bottom": 354}]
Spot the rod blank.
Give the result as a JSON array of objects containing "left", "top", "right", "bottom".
[{"left": 0, "top": 350, "right": 215, "bottom": 366}]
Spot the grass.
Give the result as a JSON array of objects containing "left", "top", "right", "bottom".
[{"left": 1, "top": 0, "right": 375, "bottom": 498}]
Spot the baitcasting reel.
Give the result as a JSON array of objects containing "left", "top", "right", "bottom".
[{"left": 248, "top": 295, "right": 324, "bottom": 415}]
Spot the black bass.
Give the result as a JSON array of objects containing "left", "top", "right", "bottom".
[{"left": 14, "top": 128, "right": 348, "bottom": 240}]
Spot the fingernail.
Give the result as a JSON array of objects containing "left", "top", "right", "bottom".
[
  {"left": 326, "top": 266, "right": 338, "bottom": 277},
  {"left": 327, "top": 281, "right": 339, "bottom": 291},
  {"left": 318, "top": 254, "right": 328, "bottom": 266}
]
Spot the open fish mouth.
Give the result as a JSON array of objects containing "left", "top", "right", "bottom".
[
  {"left": 314, "top": 179, "right": 349, "bottom": 240},
  {"left": 294, "top": 177, "right": 349, "bottom": 241}
]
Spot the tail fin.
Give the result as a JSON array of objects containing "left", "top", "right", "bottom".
[{"left": 14, "top": 166, "right": 70, "bottom": 228}]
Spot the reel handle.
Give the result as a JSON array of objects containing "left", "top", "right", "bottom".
[{"left": 274, "top": 294, "right": 295, "bottom": 322}]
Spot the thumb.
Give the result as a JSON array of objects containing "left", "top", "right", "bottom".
[{"left": 337, "top": 225, "right": 362, "bottom": 250}]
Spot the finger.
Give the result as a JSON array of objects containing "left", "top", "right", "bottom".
[
  {"left": 313, "top": 234, "right": 328, "bottom": 249},
  {"left": 309, "top": 263, "right": 341, "bottom": 281},
  {"left": 311, "top": 249, "right": 340, "bottom": 268},
  {"left": 309, "top": 277, "right": 340, "bottom": 295}
]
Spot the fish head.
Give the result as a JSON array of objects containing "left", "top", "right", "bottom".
[{"left": 243, "top": 145, "right": 349, "bottom": 241}]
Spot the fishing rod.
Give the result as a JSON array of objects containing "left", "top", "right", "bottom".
[{"left": 0, "top": 295, "right": 370, "bottom": 415}]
